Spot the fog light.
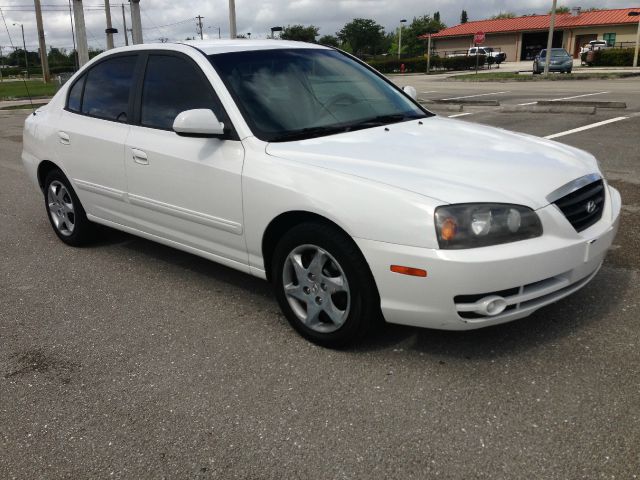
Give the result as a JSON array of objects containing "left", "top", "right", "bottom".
[{"left": 478, "top": 295, "right": 508, "bottom": 316}]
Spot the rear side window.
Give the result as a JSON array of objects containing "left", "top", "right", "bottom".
[
  {"left": 81, "top": 55, "right": 137, "bottom": 122},
  {"left": 67, "top": 75, "right": 84, "bottom": 112},
  {"left": 141, "top": 55, "right": 221, "bottom": 130}
]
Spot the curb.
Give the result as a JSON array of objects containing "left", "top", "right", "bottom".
[
  {"left": 418, "top": 102, "right": 463, "bottom": 112},
  {"left": 431, "top": 99, "right": 500, "bottom": 106},
  {"left": 500, "top": 105, "right": 596, "bottom": 114},
  {"left": 537, "top": 100, "right": 627, "bottom": 109}
]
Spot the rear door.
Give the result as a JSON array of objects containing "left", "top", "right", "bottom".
[
  {"left": 57, "top": 53, "right": 139, "bottom": 223},
  {"left": 123, "top": 51, "right": 247, "bottom": 267}
]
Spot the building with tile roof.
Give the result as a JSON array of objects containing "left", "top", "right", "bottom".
[{"left": 419, "top": 7, "right": 640, "bottom": 60}]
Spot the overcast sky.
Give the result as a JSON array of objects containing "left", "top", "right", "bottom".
[{"left": 0, "top": 0, "right": 635, "bottom": 52}]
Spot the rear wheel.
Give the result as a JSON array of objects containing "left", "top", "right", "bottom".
[
  {"left": 44, "top": 168, "right": 94, "bottom": 246},
  {"left": 272, "top": 222, "right": 380, "bottom": 347}
]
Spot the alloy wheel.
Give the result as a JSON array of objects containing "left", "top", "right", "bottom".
[{"left": 282, "top": 244, "right": 350, "bottom": 333}]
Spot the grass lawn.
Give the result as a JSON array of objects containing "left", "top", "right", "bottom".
[
  {"left": 0, "top": 80, "right": 57, "bottom": 100},
  {"left": 449, "top": 71, "right": 640, "bottom": 82}
]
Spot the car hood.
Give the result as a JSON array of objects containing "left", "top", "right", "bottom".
[{"left": 265, "top": 116, "right": 600, "bottom": 208}]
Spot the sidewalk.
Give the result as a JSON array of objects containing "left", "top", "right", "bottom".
[{"left": 0, "top": 98, "right": 50, "bottom": 109}]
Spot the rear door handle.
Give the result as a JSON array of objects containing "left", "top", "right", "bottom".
[
  {"left": 58, "top": 131, "right": 70, "bottom": 145},
  {"left": 131, "top": 148, "right": 149, "bottom": 165}
]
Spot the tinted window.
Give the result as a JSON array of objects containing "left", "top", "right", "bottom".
[
  {"left": 82, "top": 55, "right": 137, "bottom": 122},
  {"left": 141, "top": 55, "right": 220, "bottom": 130},
  {"left": 67, "top": 75, "right": 84, "bottom": 112},
  {"left": 209, "top": 49, "right": 428, "bottom": 142}
]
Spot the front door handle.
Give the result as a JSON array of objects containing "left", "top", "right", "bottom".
[
  {"left": 131, "top": 148, "right": 149, "bottom": 165},
  {"left": 58, "top": 131, "right": 70, "bottom": 145}
]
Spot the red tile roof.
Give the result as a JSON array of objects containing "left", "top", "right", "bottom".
[{"left": 422, "top": 8, "right": 640, "bottom": 39}]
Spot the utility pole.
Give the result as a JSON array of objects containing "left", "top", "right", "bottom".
[
  {"left": 67, "top": 0, "right": 78, "bottom": 70},
  {"left": 397, "top": 19, "right": 407, "bottom": 59},
  {"left": 130, "top": 0, "right": 143, "bottom": 44},
  {"left": 630, "top": 11, "right": 640, "bottom": 68},
  {"left": 72, "top": 0, "right": 89, "bottom": 66},
  {"left": 196, "top": 15, "right": 204, "bottom": 40},
  {"left": 34, "top": 0, "right": 50, "bottom": 82},
  {"left": 544, "top": 0, "right": 557, "bottom": 76},
  {"left": 228, "top": 0, "right": 237, "bottom": 39},
  {"left": 104, "top": 0, "right": 114, "bottom": 49},
  {"left": 121, "top": 3, "right": 129, "bottom": 46},
  {"left": 0, "top": 45, "right": 4, "bottom": 82},
  {"left": 426, "top": 34, "right": 432, "bottom": 74}
]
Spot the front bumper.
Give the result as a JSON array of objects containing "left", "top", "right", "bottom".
[{"left": 355, "top": 186, "right": 621, "bottom": 330}]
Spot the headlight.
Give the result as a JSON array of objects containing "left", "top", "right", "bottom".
[{"left": 434, "top": 204, "right": 542, "bottom": 249}]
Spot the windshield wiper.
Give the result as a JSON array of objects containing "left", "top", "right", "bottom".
[
  {"left": 269, "top": 125, "right": 350, "bottom": 142},
  {"left": 269, "top": 114, "right": 427, "bottom": 142},
  {"left": 346, "top": 113, "right": 426, "bottom": 129}
]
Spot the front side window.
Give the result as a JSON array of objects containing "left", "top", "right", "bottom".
[
  {"left": 209, "top": 48, "right": 429, "bottom": 142},
  {"left": 81, "top": 55, "right": 137, "bottom": 122},
  {"left": 140, "top": 54, "right": 221, "bottom": 130}
]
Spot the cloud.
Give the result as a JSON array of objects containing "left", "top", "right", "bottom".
[{"left": 0, "top": 0, "right": 633, "bottom": 53}]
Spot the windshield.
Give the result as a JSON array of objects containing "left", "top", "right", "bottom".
[{"left": 208, "top": 48, "right": 430, "bottom": 142}]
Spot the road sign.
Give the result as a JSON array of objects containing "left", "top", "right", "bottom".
[{"left": 474, "top": 31, "right": 486, "bottom": 44}]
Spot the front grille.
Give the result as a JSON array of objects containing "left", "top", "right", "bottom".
[{"left": 553, "top": 179, "right": 604, "bottom": 232}]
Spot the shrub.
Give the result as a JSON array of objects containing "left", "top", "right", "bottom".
[
  {"left": 367, "top": 55, "right": 488, "bottom": 73},
  {"left": 586, "top": 48, "right": 639, "bottom": 67}
]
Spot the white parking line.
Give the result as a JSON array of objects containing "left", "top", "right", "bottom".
[
  {"left": 448, "top": 113, "right": 473, "bottom": 118},
  {"left": 550, "top": 91, "right": 609, "bottom": 101},
  {"left": 420, "top": 91, "right": 437, "bottom": 94},
  {"left": 441, "top": 91, "right": 509, "bottom": 100},
  {"left": 517, "top": 91, "right": 609, "bottom": 106},
  {"left": 544, "top": 116, "right": 628, "bottom": 140}
]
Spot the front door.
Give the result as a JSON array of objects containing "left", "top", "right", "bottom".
[{"left": 124, "top": 52, "right": 247, "bottom": 266}]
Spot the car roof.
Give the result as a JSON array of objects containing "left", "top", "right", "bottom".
[{"left": 176, "top": 39, "right": 330, "bottom": 55}]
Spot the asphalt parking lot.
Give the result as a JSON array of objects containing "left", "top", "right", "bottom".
[{"left": 1, "top": 77, "right": 639, "bottom": 479}]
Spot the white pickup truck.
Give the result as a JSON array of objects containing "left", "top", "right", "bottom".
[
  {"left": 580, "top": 40, "right": 610, "bottom": 55},
  {"left": 447, "top": 47, "right": 507, "bottom": 64}
]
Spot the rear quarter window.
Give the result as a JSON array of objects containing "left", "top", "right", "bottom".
[{"left": 67, "top": 75, "right": 85, "bottom": 112}]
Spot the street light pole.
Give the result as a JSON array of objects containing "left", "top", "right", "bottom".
[
  {"left": 544, "top": 0, "right": 557, "bottom": 76},
  {"left": 630, "top": 12, "right": 640, "bottom": 68},
  {"left": 14, "top": 23, "right": 29, "bottom": 79},
  {"left": 398, "top": 19, "right": 407, "bottom": 59}
]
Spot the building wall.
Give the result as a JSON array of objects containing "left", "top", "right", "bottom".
[
  {"left": 434, "top": 23, "right": 637, "bottom": 62},
  {"left": 566, "top": 24, "right": 638, "bottom": 55},
  {"left": 432, "top": 36, "right": 474, "bottom": 55}
]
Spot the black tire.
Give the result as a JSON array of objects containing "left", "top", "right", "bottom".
[
  {"left": 271, "top": 222, "right": 380, "bottom": 348},
  {"left": 43, "top": 168, "right": 95, "bottom": 246}
]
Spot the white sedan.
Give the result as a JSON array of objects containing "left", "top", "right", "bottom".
[{"left": 22, "top": 40, "right": 621, "bottom": 346}]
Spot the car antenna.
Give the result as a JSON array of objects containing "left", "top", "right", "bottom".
[{"left": 0, "top": 8, "right": 35, "bottom": 113}]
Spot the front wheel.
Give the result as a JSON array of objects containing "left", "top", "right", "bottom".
[{"left": 272, "top": 222, "right": 380, "bottom": 347}]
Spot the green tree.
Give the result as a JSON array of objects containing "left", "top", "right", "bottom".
[
  {"left": 491, "top": 12, "right": 516, "bottom": 19},
  {"left": 337, "top": 18, "right": 386, "bottom": 56},
  {"left": 280, "top": 24, "right": 319, "bottom": 43},
  {"left": 318, "top": 34, "right": 340, "bottom": 47},
  {"left": 390, "top": 15, "right": 446, "bottom": 57},
  {"left": 549, "top": 6, "right": 571, "bottom": 14},
  {"left": 460, "top": 10, "right": 468, "bottom": 23},
  {"left": 48, "top": 47, "right": 72, "bottom": 68}
]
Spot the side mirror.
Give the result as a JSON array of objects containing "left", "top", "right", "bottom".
[
  {"left": 173, "top": 109, "right": 225, "bottom": 137},
  {"left": 403, "top": 85, "right": 418, "bottom": 101}
]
